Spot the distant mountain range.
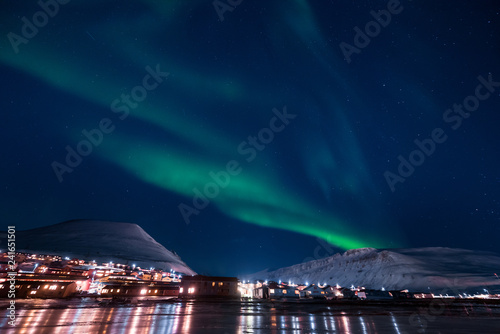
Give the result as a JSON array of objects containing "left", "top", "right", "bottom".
[
  {"left": 0, "top": 219, "right": 196, "bottom": 275},
  {"left": 242, "top": 247, "right": 500, "bottom": 293}
]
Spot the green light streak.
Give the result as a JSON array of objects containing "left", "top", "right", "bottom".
[
  {"left": 0, "top": 44, "right": 234, "bottom": 152},
  {"left": 0, "top": 4, "right": 401, "bottom": 251},
  {"left": 98, "top": 134, "right": 393, "bottom": 250}
]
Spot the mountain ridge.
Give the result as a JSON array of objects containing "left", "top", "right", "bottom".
[
  {"left": 242, "top": 247, "right": 500, "bottom": 293},
  {"left": 1, "top": 219, "right": 196, "bottom": 275}
]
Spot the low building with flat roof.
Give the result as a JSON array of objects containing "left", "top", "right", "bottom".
[{"left": 179, "top": 275, "right": 239, "bottom": 299}]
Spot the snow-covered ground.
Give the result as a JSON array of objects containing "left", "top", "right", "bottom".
[
  {"left": 4, "top": 219, "right": 196, "bottom": 275},
  {"left": 242, "top": 247, "right": 500, "bottom": 293}
]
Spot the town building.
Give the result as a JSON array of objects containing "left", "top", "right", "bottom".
[
  {"left": 356, "top": 289, "right": 393, "bottom": 300},
  {"left": 253, "top": 281, "right": 299, "bottom": 299},
  {"left": 98, "top": 277, "right": 179, "bottom": 297},
  {"left": 300, "top": 284, "right": 327, "bottom": 299},
  {"left": 179, "top": 275, "right": 239, "bottom": 298},
  {"left": 0, "top": 273, "right": 89, "bottom": 298}
]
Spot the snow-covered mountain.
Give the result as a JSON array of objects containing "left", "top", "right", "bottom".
[
  {"left": 242, "top": 247, "right": 500, "bottom": 293},
  {"left": 2, "top": 219, "right": 196, "bottom": 275}
]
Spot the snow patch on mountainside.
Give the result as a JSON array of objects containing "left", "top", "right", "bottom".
[
  {"left": 243, "top": 247, "right": 500, "bottom": 292},
  {"left": 6, "top": 219, "right": 196, "bottom": 275}
]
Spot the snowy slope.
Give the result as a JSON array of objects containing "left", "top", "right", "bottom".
[
  {"left": 4, "top": 219, "right": 196, "bottom": 275},
  {"left": 242, "top": 247, "right": 500, "bottom": 292}
]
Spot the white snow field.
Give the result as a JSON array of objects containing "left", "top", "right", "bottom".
[
  {"left": 244, "top": 247, "right": 500, "bottom": 292},
  {"left": 9, "top": 219, "right": 196, "bottom": 275}
]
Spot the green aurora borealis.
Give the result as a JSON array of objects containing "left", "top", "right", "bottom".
[
  {"left": 2, "top": 0, "right": 499, "bottom": 274},
  {"left": 0, "top": 0, "right": 398, "bottom": 253}
]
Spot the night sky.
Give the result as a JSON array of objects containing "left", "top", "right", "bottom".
[{"left": 1, "top": 1, "right": 499, "bottom": 276}]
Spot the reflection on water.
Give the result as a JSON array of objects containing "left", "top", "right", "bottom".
[{"left": 1, "top": 300, "right": 499, "bottom": 334}]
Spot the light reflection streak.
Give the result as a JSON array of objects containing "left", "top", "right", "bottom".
[
  {"left": 144, "top": 305, "right": 155, "bottom": 334},
  {"left": 86, "top": 308, "right": 101, "bottom": 333},
  {"left": 181, "top": 302, "right": 193, "bottom": 333},
  {"left": 54, "top": 308, "right": 69, "bottom": 334},
  {"left": 243, "top": 304, "right": 255, "bottom": 332},
  {"left": 256, "top": 305, "right": 262, "bottom": 331},
  {"left": 359, "top": 316, "right": 368, "bottom": 334},
  {"left": 340, "top": 312, "right": 352, "bottom": 334},
  {"left": 154, "top": 304, "right": 167, "bottom": 334},
  {"left": 270, "top": 306, "right": 277, "bottom": 329},
  {"left": 19, "top": 309, "right": 35, "bottom": 334},
  {"left": 109, "top": 307, "right": 119, "bottom": 333},
  {"left": 118, "top": 307, "right": 133, "bottom": 334},
  {"left": 280, "top": 315, "right": 286, "bottom": 330},
  {"left": 42, "top": 309, "right": 57, "bottom": 332},
  {"left": 0, "top": 313, "right": 6, "bottom": 328},
  {"left": 0, "top": 301, "right": 421, "bottom": 333},
  {"left": 238, "top": 308, "right": 243, "bottom": 333},
  {"left": 31, "top": 309, "right": 48, "bottom": 334},
  {"left": 130, "top": 306, "right": 142, "bottom": 333},
  {"left": 70, "top": 306, "right": 85, "bottom": 333},
  {"left": 54, "top": 307, "right": 74, "bottom": 334},
  {"left": 159, "top": 304, "right": 177, "bottom": 334},
  {"left": 173, "top": 302, "right": 182, "bottom": 333},
  {"left": 309, "top": 314, "right": 315, "bottom": 331},
  {"left": 391, "top": 314, "right": 402, "bottom": 334},
  {"left": 292, "top": 315, "right": 301, "bottom": 334},
  {"left": 330, "top": 316, "right": 336, "bottom": 331},
  {"left": 246, "top": 313, "right": 254, "bottom": 331}
]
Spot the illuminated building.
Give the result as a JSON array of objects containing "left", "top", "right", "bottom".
[{"left": 179, "top": 275, "right": 239, "bottom": 299}]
